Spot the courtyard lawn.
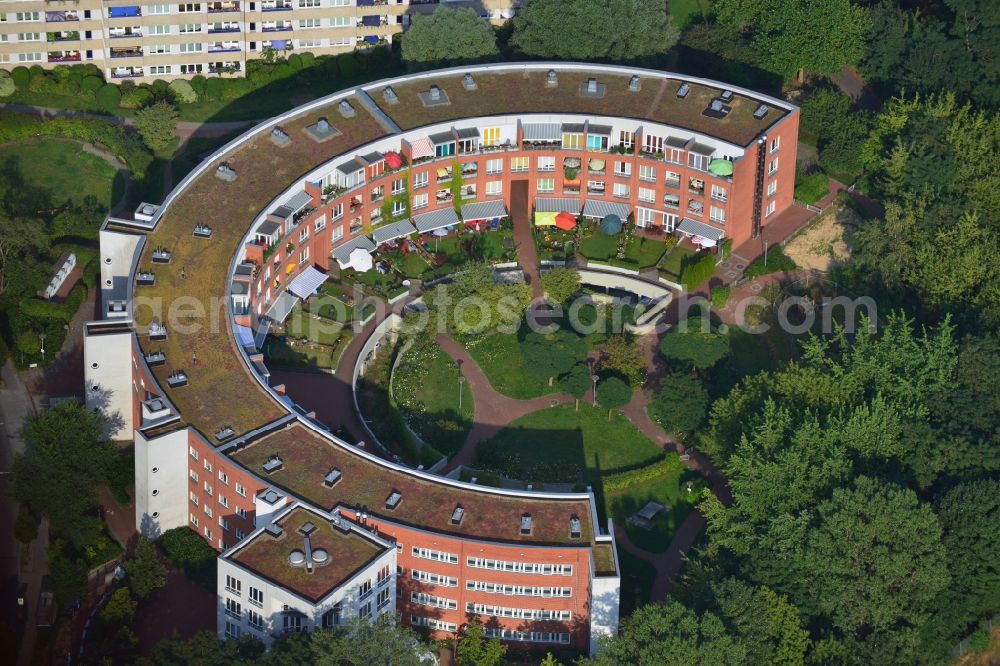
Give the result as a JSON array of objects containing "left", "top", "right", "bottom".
[
  {"left": 392, "top": 340, "right": 474, "bottom": 456},
  {"left": 605, "top": 456, "right": 703, "bottom": 553},
  {"left": 474, "top": 403, "right": 662, "bottom": 483},
  {"left": 0, "top": 137, "right": 124, "bottom": 212},
  {"left": 463, "top": 332, "right": 555, "bottom": 399},
  {"left": 658, "top": 244, "right": 697, "bottom": 281},
  {"left": 580, "top": 234, "right": 667, "bottom": 269},
  {"left": 284, "top": 305, "right": 345, "bottom": 346}
]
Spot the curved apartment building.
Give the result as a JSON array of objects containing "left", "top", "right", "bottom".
[{"left": 82, "top": 62, "right": 798, "bottom": 655}]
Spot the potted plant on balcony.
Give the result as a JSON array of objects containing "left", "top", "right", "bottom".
[{"left": 563, "top": 167, "right": 578, "bottom": 181}]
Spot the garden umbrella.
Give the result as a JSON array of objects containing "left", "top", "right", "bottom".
[
  {"left": 555, "top": 211, "right": 577, "bottom": 231},
  {"left": 534, "top": 211, "right": 558, "bottom": 227},
  {"left": 384, "top": 151, "right": 403, "bottom": 169},
  {"left": 348, "top": 247, "right": 373, "bottom": 272},
  {"left": 708, "top": 159, "right": 734, "bottom": 177},
  {"left": 432, "top": 227, "right": 449, "bottom": 237},
  {"left": 601, "top": 213, "right": 623, "bottom": 235}
]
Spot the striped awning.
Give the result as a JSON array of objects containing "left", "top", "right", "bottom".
[
  {"left": 282, "top": 189, "right": 313, "bottom": 213},
  {"left": 266, "top": 291, "right": 298, "bottom": 324},
  {"left": 461, "top": 200, "right": 507, "bottom": 221},
  {"left": 413, "top": 207, "right": 459, "bottom": 233},
  {"left": 676, "top": 217, "right": 725, "bottom": 241},
  {"left": 535, "top": 197, "right": 581, "bottom": 214},
  {"left": 409, "top": 137, "right": 434, "bottom": 160},
  {"left": 522, "top": 123, "right": 561, "bottom": 142},
  {"left": 583, "top": 199, "right": 631, "bottom": 219},
  {"left": 235, "top": 324, "right": 255, "bottom": 347},
  {"left": 288, "top": 265, "right": 328, "bottom": 299},
  {"left": 372, "top": 219, "right": 417, "bottom": 245},
  {"left": 332, "top": 235, "right": 376, "bottom": 268}
]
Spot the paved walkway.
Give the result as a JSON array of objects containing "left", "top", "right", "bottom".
[
  {"left": 510, "top": 182, "right": 542, "bottom": 299},
  {"left": 435, "top": 333, "right": 570, "bottom": 470}
]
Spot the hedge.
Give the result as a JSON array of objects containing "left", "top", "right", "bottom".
[
  {"left": 602, "top": 455, "right": 676, "bottom": 493},
  {"left": 96, "top": 84, "right": 121, "bottom": 109},
  {"left": 680, "top": 250, "right": 717, "bottom": 291},
  {"left": 10, "top": 66, "right": 29, "bottom": 89},
  {"left": 0, "top": 112, "right": 152, "bottom": 179},
  {"left": 0, "top": 70, "right": 13, "bottom": 98},
  {"left": 168, "top": 79, "right": 198, "bottom": 104},
  {"left": 19, "top": 283, "right": 87, "bottom": 322}
]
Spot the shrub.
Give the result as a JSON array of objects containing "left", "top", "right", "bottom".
[
  {"left": 28, "top": 64, "right": 44, "bottom": 80},
  {"left": 149, "top": 79, "right": 170, "bottom": 100},
  {"left": 650, "top": 374, "right": 710, "bottom": 434},
  {"left": 969, "top": 629, "right": 990, "bottom": 653},
  {"left": 299, "top": 51, "right": 316, "bottom": 68},
  {"left": 11, "top": 66, "right": 30, "bottom": 89},
  {"left": 222, "top": 77, "right": 252, "bottom": 99},
  {"left": 204, "top": 77, "right": 224, "bottom": 100},
  {"left": 710, "top": 284, "right": 731, "bottom": 309},
  {"left": 96, "top": 84, "right": 121, "bottom": 109},
  {"left": 602, "top": 456, "right": 673, "bottom": 492},
  {"left": 338, "top": 53, "right": 361, "bottom": 79},
  {"left": 743, "top": 246, "right": 796, "bottom": 279},
  {"left": 119, "top": 87, "right": 153, "bottom": 109},
  {"left": 28, "top": 73, "right": 63, "bottom": 94},
  {"left": 273, "top": 63, "right": 294, "bottom": 79},
  {"left": 158, "top": 527, "right": 217, "bottom": 590},
  {"left": 80, "top": 75, "right": 104, "bottom": 93},
  {"left": 794, "top": 168, "right": 829, "bottom": 204},
  {"left": 287, "top": 53, "right": 302, "bottom": 70},
  {"left": 14, "top": 505, "right": 38, "bottom": 543},
  {"left": 167, "top": 79, "right": 197, "bottom": 104},
  {"left": 0, "top": 70, "right": 14, "bottom": 98},
  {"left": 322, "top": 56, "right": 340, "bottom": 76},
  {"left": 189, "top": 74, "right": 207, "bottom": 97},
  {"left": 679, "top": 250, "right": 716, "bottom": 291},
  {"left": 118, "top": 79, "right": 136, "bottom": 94}
]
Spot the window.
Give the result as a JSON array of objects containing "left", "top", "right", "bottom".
[
  {"left": 203, "top": 505, "right": 213, "bottom": 519},
  {"left": 434, "top": 142, "right": 455, "bottom": 158},
  {"left": 666, "top": 147, "right": 684, "bottom": 164},
  {"left": 392, "top": 199, "right": 406, "bottom": 215},
  {"left": 236, "top": 507, "right": 246, "bottom": 519},
  {"left": 411, "top": 592, "right": 457, "bottom": 610},
  {"left": 614, "top": 161, "right": 631, "bottom": 177},
  {"left": 643, "top": 133, "right": 664, "bottom": 154},
  {"left": 218, "top": 471, "right": 228, "bottom": 485},
  {"left": 466, "top": 580, "right": 573, "bottom": 597},
  {"left": 466, "top": 558, "right": 573, "bottom": 575},
  {"left": 638, "top": 187, "right": 656, "bottom": 203},
  {"left": 248, "top": 610, "right": 264, "bottom": 631},
  {"left": 225, "top": 598, "right": 241, "bottom": 619},
  {"left": 664, "top": 194, "right": 680, "bottom": 209},
  {"left": 225, "top": 575, "right": 241, "bottom": 595},
  {"left": 322, "top": 603, "right": 342, "bottom": 628},
  {"left": 483, "top": 627, "right": 570, "bottom": 644},
  {"left": 618, "top": 130, "right": 634, "bottom": 149},
  {"left": 485, "top": 158, "right": 502, "bottom": 175},
  {"left": 331, "top": 203, "right": 344, "bottom": 220},
  {"left": 149, "top": 4, "right": 171, "bottom": 14},
  {"left": 665, "top": 171, "right": 681, "bottom": 188},
  {"left": 411, "top": 547, "right": 458, "bottom": 564},
  {"left": 298, "top": 226, "right": 309, "bottom": 243},
  {"left": 537, "top": 156, "right": 555, "bottom": 172},
  {"left": 225, "top": 620, "right": 240, "bottom": 639},
  {"left": 299, "top": 0, "right": 321, "bottom": 5},
  {"left": 179, "top": 24, "right": 203, "bottom": 33},
  {"left": 486, "top": 181, "right": 502, "bottom": 196},
  {"left": 767, "top": 179, "right": 778, "bottom": 197},
  {"left": 358, "top": 601, "right": 372, "bottom": 618},
  {"left": 330, "top": 16, "right": 351, "bottom": 27},
  {"left": 710, "top": 206, "right": 726, "bottom": 224},
  {"left": 314, "top": 215, "right": 326, "bottom": 232},
  {"left": 770, "top": 136, "right": 780, "bottom": 153},
  {"left": 482, "top": 127, "right": 501, "bottom": 146},
  {"left": 411, "top": 615, "right": 456, "bottom": 632},
  {"left": 466, "top": 602, "right": 572, "bottom": 621},
  {"left": 412, "top": 193, "right": 428, "bottom": 210},
  {"left": 249, "top": 586, "right": 263, "bottom": 607},
  {"left": 190, "top": 513, "right": 199, "bottom": 527},
  {"left": 688, "top": 153, "right": 710, "bottom": 171},
  {"left": 203, "top": 459, "right": 213, "bottom": 473},
  {"left": 149, "top": 65, "right": 172, "bottom": 75},
  {"left": 562, "top": 133, "right": 583, "bottom": 150},
  {"left": 235, "top": 482, "right": 246, "bottom": 497},
  {"left": 189, "top": 446, "right": 199, "bottom": 461},
  {"left": 536, "top": 178, "right": 555, "bottom": 194},
  {"left": 283, "top": 613, "right": 303, "bottom": 633},
  {"left": 203, "top": 481, "right": 213, "bottom": 496},
  {"left": 16, "top": 12, "right": 41, "bottom": 21},
  {"left": 190, "top": 470, "right": 199, "bottom": 483},
  {"left": 711, "top": 184, "right": 728, "bottom": 202},
  {"left": 298, "top": 18, "right": 320, "bottom": 28},
  {"left": 665, "top": 213, "right": 679, "bottom": 232},
  {"left": 768, "top": 157, "right": 779, "bottom": 175},
  {"left": 189, "top": 491, "right": 199, "bottom": 506},
  {"left": 636, "top": 207, "right": 657, "bottom": 228},
  {"left": 613, "top": 183, "right": 630, "bottom": 199},
  {"left": 639, "top": 164, "right": 656, "bottom": 182},
  {"left": 377, "top": 587, "right": 391, "bottom": 609},
  {"left": 766, "top": 200, "right": 776, "bottom": 217},
  {"left": 148, "top": 44, "right": 169, "bottom": 54},
  {"left": 391, "top": 177, "right": 405, "bottom": 194},
  {"left": 510, "top": 156, "right": 529, "bottom": 172},
  {"left": 235, "top": 528, "right": 245, "bottom": 540},
  {"left": 150, "top": 24, "right": 171, "bottom": 35},
  {"left": 218, "top": 494, "right": 228, "bottom": 508},
  {"left": 179, "top": 3, "right": 203, "bottom": 11},
  {"left": 413, "top": 172, "right": 428, "bottom": 189},
  {"left": 411, "top": 570, "right": 458, "bottom": 587},
  {"left": 586, "top": 134, "right": 609, "bottom": 151}
]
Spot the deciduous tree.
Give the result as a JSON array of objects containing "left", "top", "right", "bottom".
[
  {"left": 456, "top": 617, "right": 507, "bottom": 666},
  {"left": 649, "top": 374, "right": 709, "bottom": 435},
  {"left": 558, "top": 362, "right": 592, "bottom": 410},
  {"left": 125, "top": 538, "right": 167, "bottom": 599},
  {"left": 133, "top": 99, "right": 179, "bottom": 151},
  {"left": 596, "top": 376, "right": 631, "bottom": 419},
  {"left": 401, "top": 7, "right": 498, "bottom": 64},
  {"left": 598, "top": 335, "right": 645, "bottom": 386},
  {"left": 539, "top": 266, "right": 581, "bottom": 306},
  {"left": 659, "top": 328, "right": 730, "bottom": 371}
]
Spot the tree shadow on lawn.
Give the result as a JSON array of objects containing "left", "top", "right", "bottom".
[{"left": 473, "top": 425, "right": 589, "bottom": 485}]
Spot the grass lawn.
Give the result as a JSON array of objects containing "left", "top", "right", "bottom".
[
  {"left": 605, "top": 456, "right": 702, "bottom": 553},
  {"left": 579, "top": 233, "right": 666, "bottom": 269},
  {"left": 658, "top": 244, "right": 697, "bottom": 280},
  {"left": 463, "top": 332, "right": 555, "bottom": 399},
  {"left": 284, "top": 304, "right": 345, "bottom": 345},
  {"left": 669, "top": 0, "right": 713, "bottom": 28},
  {"left": 474, "top": 403, "right": 662, "bottom": 483},
  {"left": 794, "top": 169, "right": 830, "bottom": 204},
  {"left": 743, "top": 245, "right": 797, "bottom": 279},
  {"left": 264, "top": 336, "right": 336, "bottom": 370},
  {"left": 0, "top": 137, "right": 124, "bottom": 210},
  {"left": 393, "top": 340, "right": 474, "bottom": 456}
]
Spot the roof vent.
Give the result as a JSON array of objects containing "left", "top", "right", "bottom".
[
  {"left": 546, "top": 69, "right": 558, "bottom": 87},
  {"left": 298, "top": 522, "right": 317, "bottom": 536},
  {"left": 338, "top": 100, "right": 355, "bottom": 118},
  {"left": 263, "top": 455, "right": 283, "bottom": 474},
  {"left": 676, "top": 82, "right": 690, "bottom": 98},
  {"left": 753, "top": 104, "right": 770, "bottom": 119},
  {"left": 312, "top": 549, "right": 329, "bottom": 564},
  {"left": 262, "top": 489, "right": 282, "bottom": 504},
  {"left": 569, "top": 516, "right": 582, "bottom": 539},
  {"left": 264, "top": 523, "right": 283, "bottom": 537},
  {"left": 324, "top": 467, "right": 342, "bottom": 488},
  {"left": 385, "top": 490, "right": 402, "bottom": 510},
  {"left": 142, "top": 204, "right": 155, "bottom": 215},
  {"left": 316, "top": 118, "right": 330, "bottom": 133},
  {"left": 720, "top": 90, "right": 734, "bottom": 102},
  {"left": 463, "top": 73, "right": 476, "bottom": 91},
  {"left": 383, "top": 86, "right": 398, "bottom": 104},
  {"left": 288, "top": 550, "right": 306, "bottom": 566},
  {"left": 451, "top": 505, "right": 465, "bottom": 525},
  {"left": 586, "top": 78, "right": 597, "bottom": 94},
  {"left": 331, "top": 514, "right": 351, "bottom": 533},
  {"left": 429, "top": 85, "right": 441, "bottom": 102},
  {"left": 520, "top": 513, "right": 532, "bottom": 535},
  {"left": 628, "top": 75, "right": 641, "bottom": 92}
]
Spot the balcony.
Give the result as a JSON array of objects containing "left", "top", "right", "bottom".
[
  {"left": 261, "top": 22, "right": 292, "bottom": 32},
  {"left": 110, "top": 46, "right": 143, "bottom": 58},
  {"left": 688, "top": 178, "right": 705, "bottom": 197},
  {"left": 111, "top": 66, "right": 144, "bottom": 79},
  {"left": 664, "top": 194, "right": 680, "bottom": 209},
  {"left": 208, "top": 23, "right": 240, "bottom": 33},
  {"left": 45, "top": 11, "right": 79, "bottom": 22},
  {"left": 587, "top": 181, "right": 605, "bottom": 195},
  {"left": 47, "top": 31, "right": 79, "bottom": 42},
  {"left": 48, "top": 50, "right": 81, "bottom": 62},
  {"left": 108, "top": 28, "right": 142, "bottom": 39},
  {"left": 207, "top": 1, "right": 240, "bottom": 12},
  {"left": 208, "top": 42, "right": 240, "bottom": 53},
  {"left": 261, "top": 0, "right": 292, "bottom": 10},
  {"left": 665, "top": 175, "right": 681, "bottom": 189},
  {"left": 687, "top": 200, "right": 704, "bottom": 216}
]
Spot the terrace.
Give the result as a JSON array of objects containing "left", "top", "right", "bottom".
[
  {"left": 132, "top": 96, "right": 389, "bottom": 440},
  {"left": 372, "top": 70, "right": 785, "bottom": 147},
  {"left": 229, "top": 506, "right": 386, "bottom": 602},
  {"left": 230, "top": 423, "right": 599, "bottom": 546}
]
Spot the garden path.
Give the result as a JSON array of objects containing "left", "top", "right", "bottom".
[
  {"left": 510, "top": 180, "right": 543, "bottom": 299},
  {"left": 435, "top": 333, "right": 571, "bottom": 471}
]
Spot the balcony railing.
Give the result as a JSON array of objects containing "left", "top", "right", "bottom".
[
  {"left": 111, "top": 66, "right": 144, "bottom": 78},
  {"left": 261, "top": 1, "right": 292, "bottom": 9},
  {"left": 48, "top": 51, "right": 81, "bottom": 62},
  {"left": 261, "top": 24, "right": 292, "bottom": 32},
  {"left": 109, "top": 29, "right": 142, "bottom": 39},
  {"left": 208, "top": 1, "right": 240, "bottom": 12},
  {"left": 110, "top": 48, "right": 143, "bottom": 58},
  {"left": 47, "top": 31, "right": 79, "bottom": 41},
  {"left": 208, "top": 25, "right": 240, "bottom": 33}
]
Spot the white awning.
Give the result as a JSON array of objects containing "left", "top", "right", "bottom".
[
  {"left": 372, "top": 219, "right": 417, "bottom": 245},
  {"left": 522, "top": 123, "right": 561, "bottom": 142},
  {"left": 288, "top": 265, "right": 328, "bottom": 299},
  {"left": 676, "top": 217, "right": 725, "bottom": 241},
  {"left": 347, "top": 247, "right": 373, "bottom": 272},
  {"left": 332, "top": 235, "right": 376, "bottom": 268},
  {"left": 266, "top": 290, "right": 298, "bottom": 324},
  {"left": 413, "top": 207, "right": 460, "bottom": 233},
  {"left": 535, "top": 197, "right": 581, "bottom": 214},
  {"left": 461, "top": 200, "right": 507, "bottom": 221},
  {"left": 583, "top": 200, "right": 631, "bottom": 219},
  {"left": 409, "top": 137, "right": 434, "bottom": 160}
]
